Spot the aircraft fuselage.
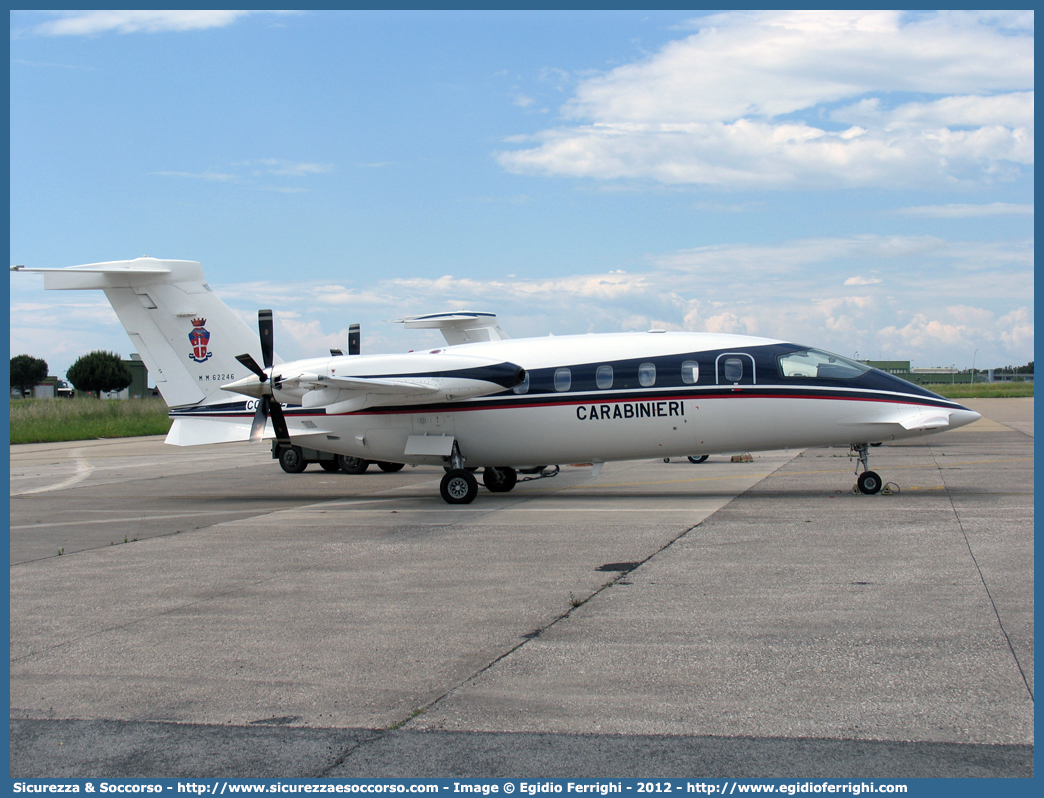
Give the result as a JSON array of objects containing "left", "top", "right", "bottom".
[{"left": 172, "top": 331, "right": 978, "bottom": 468}]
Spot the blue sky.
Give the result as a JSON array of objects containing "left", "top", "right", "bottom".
[{"left": 10, "top": 10, "right": 1034, "bottom": 380}]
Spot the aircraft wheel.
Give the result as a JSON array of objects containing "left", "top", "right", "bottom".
[
  {"left": 319, "top": 460, "right": 340, "bottom": 472},
  {"left": 338, "top": 455, "right": 369, "bottom": 475},
  {"left": 441, "top": 469, "right": 478, "bottom": 504},
  {"left": 279, "top": 446, "right": 308, "bottom": 474},
  {"left": 688, "top": 455, "right": 709, "bottom": 464},
  {"left": 483, "top": 466, "right": 518, "bottom": 493},
  {"left": 857, "top": 471, "right": 882, "bottom": 495},
  {"left": 378, "top": 461, "right": 405, "bottom": 473}
]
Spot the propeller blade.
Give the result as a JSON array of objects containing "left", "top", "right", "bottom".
[
  {"left": 258, "top": 309, "right": 274, "bottom": 369},
  {"left": 348, "top": 323, "right": 361, "bottom": 356},
  {"left": 248, "top": 400, "right": 268, "bottom": 443},
  {"left": 236, "top": 353, "right": 267, "bottom": 382},
  {"left": 243, "top": 309, "right": 289, "bottom": 445},
  {"left": 268, "top": 399, "right": 291, "bottom": 443}
]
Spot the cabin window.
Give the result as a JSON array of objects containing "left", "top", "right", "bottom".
[
  {"left": 554, "top": 367, "right": 571, "bottom": 392},
  {"left": 778, "top": 349, "right": 870, "bottom": 380},
  {"left": 512, "top": 371, "right": 530, "bottom": 394},
  {"left": 724, "top": 358, "right": 743, "bottom": 382},
  {"left": 638, "top": 362, "right": 656, "bottom": 387},
  {"left": 596, "top": 365, "right": 613, "bottom": 389},
  {"left": 681, "top": 360, "right": 699, "bottom": 384}
]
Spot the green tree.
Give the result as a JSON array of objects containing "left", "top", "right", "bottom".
[
  {"left": 10, "top": 354, "right": 49, "bottom": 397},
  {"left": 67, "top": 351, "right": 133, "bottom": 397}
]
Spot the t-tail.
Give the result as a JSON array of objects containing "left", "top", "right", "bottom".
[{"left": 12, "top": 258, "right": 272, "bottom": 409}]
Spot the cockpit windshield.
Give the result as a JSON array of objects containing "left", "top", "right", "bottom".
[{"left": 777, "top": 349, "right": 870, "bottom": 380}]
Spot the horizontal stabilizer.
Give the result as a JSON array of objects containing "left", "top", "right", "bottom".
[
  {"left": 394, "top": 310, "right": 509, "bottom": 345},
  {"left": 12, "top": 260, "right": 189, "bottom": 290}
]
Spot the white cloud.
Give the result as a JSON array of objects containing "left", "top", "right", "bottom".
[
  {"left": 834, "top": 92, "right": 1034, "bottom": 131},
  {"left": 896, "top": 202, "right": 1034, "bottom": 218},
  {"left": 278, "top": 318, "right": 347, "bottom": 354},
  {"left": 257, "top": 160, "right": 335, "bottom": 177},
  {"left": 11, "top": 232, "right": 1033, "bottom": 377},
  {"left": 151, "top": 171, "right": 239, "bottom": 182},
  {"left": 497, "top": 10, "right": 1033, "bottom": 189},
  {"left": 30, "top": 11, "right": 289, "bottom": 37},
  {"left": 998, "top": 307, "right": 1034, "bottom": 350},
  {"left": 151, "top": 160, "right": 333, "bottom": 191},
  {"left": 264, "top": 235, "right": 1030, "bottom": 366}
]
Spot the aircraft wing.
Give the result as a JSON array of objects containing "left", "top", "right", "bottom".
[
  {"left": 394, "top": 311, "right": 509, "bottom": 345},
  {"left": 276, "top": 373, "right": 438, "bottom": 396}
]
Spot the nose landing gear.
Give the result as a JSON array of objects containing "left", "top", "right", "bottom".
[{"left": 850, "top": 443, "right": 882, "bottom": 495}]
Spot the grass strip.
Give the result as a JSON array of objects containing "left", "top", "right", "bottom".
[
  {"left": 927, "top": 382, "right": 1033, "bottom": 399},
  {"left": 10, "top": 397, "right": 172, "bottom": 444}
]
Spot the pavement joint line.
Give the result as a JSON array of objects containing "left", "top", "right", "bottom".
[
  {"left": 314, "top": 462, "right": 707, "bottom": 774},
  {"left": 371, "top": 451, "right": 800, "bottom": 740},
  {"left": 9, "top": 509, "right": 298, "bottom": 531},
  {"left": 408, "top": 507, "right": 713, "bottom": 512},
  {"left": 767, "top": 456, "right": 1034, "bottom": 481},
  {"left": 924, "top": 438, "right": 1035, "bottom": 704}
]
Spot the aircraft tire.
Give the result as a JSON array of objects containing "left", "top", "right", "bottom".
[
  {"left": 378, "top": 461, "right": 405, "bottom": 473},
  {"left": 483, "top": 466, "right": 518, "bottom": 493},
  {"left": 441, "top": 469, "right": 478, "bottom": 504},
  {"left": 338, "top": 455, "right": 369, "bottom": 475},
  {"left": 687, "top": 455, "right": 710, "bottom": 464},
  {"left": 279, "top": 446, "right": 308, "bottom": 474},
  {"left": 857, "top": 471, "right": 882, "bottom": 495},
  {"left": 319, "top": 460, "right": 341, "bottom": 472}
]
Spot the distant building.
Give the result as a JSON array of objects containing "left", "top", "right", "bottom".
[
  {"left": 910, "top": 367, "right": 958, "bottom": 375},
  {"left": 98, "top": 354, "right": 153, "bottom": 399},
  {"left": 988, "top": 369, "right": 1034, "bottom": 383},
  {"left": 862, "top": 359, "right": 1033, "bottom": 385},
  {"left": 862, "top": 360, "right": 968, "bottom": 385},
  {"left": 10, "top": 376, "right": 72, "bottom": 399},
  {"left": 864, "top": 360, "right": 910, "bottom": 375}
]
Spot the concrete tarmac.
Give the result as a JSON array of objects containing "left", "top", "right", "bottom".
[{"left": 9, "top": 398, "right": 1033, "bottom": 777}]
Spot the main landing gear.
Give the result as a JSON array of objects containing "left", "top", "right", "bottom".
[
  {"left": 439, "top": 443, "right": 557, "bottom": 504},
  {"left": 440, "top": 442, "right": 480, "bottom": 504},
  {"left": 483, "top": 466, "right": 518, "bottom": 493},
  {"left": 850, "top": 443, "right": 882, "bottom": 495}
]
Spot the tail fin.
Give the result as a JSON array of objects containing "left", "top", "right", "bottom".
[{"left": 13, "top": 258, "right": 271, "bottom": 408}]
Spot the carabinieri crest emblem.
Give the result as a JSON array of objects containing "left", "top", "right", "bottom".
[{"left": 188, "top": 318, "right": 214, "bottom": 363}]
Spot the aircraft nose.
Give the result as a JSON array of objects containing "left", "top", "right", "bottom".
[{"left": 949, "top": 407, "right": 982, "bottom": 430}]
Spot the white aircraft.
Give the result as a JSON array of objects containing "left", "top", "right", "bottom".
[{"left": 14, "top": 258, "right": 982, "bottom": 503}]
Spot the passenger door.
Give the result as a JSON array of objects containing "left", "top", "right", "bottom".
[{"left": 715, "top": 353, "right": 756, "bottom": 386}]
